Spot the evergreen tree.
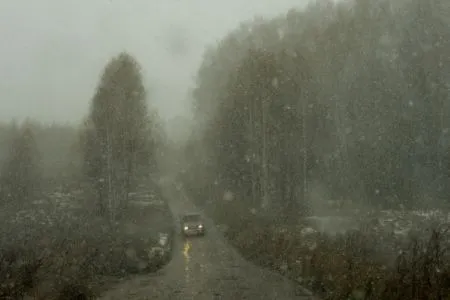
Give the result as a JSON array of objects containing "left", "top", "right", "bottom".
[{"left": 1, "top": 124, "right": 41, "bottom": 205}]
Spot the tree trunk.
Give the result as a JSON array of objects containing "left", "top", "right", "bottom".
[
  {"left": 106, "top": 128, "right": 115, "bottom": 223},
  {"left": 261, "top": 96, "right": 269, "bottom": 209},
  {"left": 249, "top": 98, "right": 256, "bottom": 208}
]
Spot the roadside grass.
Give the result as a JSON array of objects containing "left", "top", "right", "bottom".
[
  {"left": 210, "top": 201, "right": 450, "bottom": 300},
  {"left": 0, "top": 190, "right": 174, "bottom": 299}
]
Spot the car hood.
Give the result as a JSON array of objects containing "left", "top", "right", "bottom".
[{"left": 183, "top": 222, "right": 203, "bottom": 226}]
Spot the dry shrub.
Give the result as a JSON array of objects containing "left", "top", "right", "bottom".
[
  {"left": 0, "top": 247, "right": 43, "bottom": 299},
  {"left": 56, "top": 282, "right": 95, "bottom": 300},
  {"left": 225, "top": 218, "right": 450, "bottom": 300},
  {"left": 379, "top": 226, "right": 450, "bottom": 300},
  {"left": 304, "top": 233, "right": 387, "bottom": 299},
  {"left": 0, "top": 195, "right": 175, "bottom": 299},
  {"left": 1, "top": 228, "right": 169, "bottom": 299}
]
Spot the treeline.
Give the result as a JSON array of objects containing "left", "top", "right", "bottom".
[
  {"left": 0, "top": 52, "right": 162, "bottom": 219},
  {"left": 184, "top": 0, "right": 450, "bottom": 218},
  {"left": 0, "top": 122, "right": 42, "bottom": 206},
  {"left": 0, "top": 121, "right": 82, "bottom": 191}
]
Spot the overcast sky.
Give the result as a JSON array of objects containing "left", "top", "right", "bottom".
[{"left": 0, "top": 0, "right": 307, "bottom": 124}]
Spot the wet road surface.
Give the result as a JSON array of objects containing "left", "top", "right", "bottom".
[{"left": 100, "top": 183, "right": 316, "bottom": 300}]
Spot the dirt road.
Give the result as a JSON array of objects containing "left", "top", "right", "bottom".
[{"left": 99, "top": 181, "right": 316, "bottom": 300}]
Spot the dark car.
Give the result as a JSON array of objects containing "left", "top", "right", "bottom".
[{"left": 181, "top": 213, "right": 205, "bottom": 237}]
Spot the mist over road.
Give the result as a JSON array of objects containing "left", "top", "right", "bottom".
[{"left": 100, "top": 180, "right": 315, "bottom": 300}]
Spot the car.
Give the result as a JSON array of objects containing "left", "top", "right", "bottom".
[{"left": 180, "top": 213, "right": 205, "bottom": 237}]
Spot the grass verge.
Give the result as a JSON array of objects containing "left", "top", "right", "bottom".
[
  {"left": 209, "top": 201, "right": 450, "bottom": 300},
  {"left": 0, "top": 192, "right": 174, "bottom": 299}
]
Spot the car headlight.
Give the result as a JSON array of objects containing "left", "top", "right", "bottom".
[{"left": 184, "top": 226, "right": 188, "bottom": 231}]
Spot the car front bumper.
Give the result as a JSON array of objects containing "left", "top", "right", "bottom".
[{"left": 183, "top": 227, "right": 205, "bottom": 236}]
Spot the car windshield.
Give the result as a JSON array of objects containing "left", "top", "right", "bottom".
[{"left": 182, "top": 214, "right": 201, "bottom": 222}]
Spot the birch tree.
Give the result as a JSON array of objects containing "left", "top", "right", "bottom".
[
  {"left": 83, "top": 52, "right": 151, "bottom": 220},
  {"left": 185, "top": 0, "right": 450, "bottom": 214}
]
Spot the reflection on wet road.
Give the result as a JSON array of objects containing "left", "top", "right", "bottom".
[
  {"left": 183, "top": 240, "right": 191, "bottom": 286},
  {"left": 100, "top": 182, "right": 316, "bottom": 299}
]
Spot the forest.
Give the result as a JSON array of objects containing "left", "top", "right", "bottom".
[
  {"left": 0, "top": 53, "right": 170, "bottom": 299},
  {"left": 183, "top": 0, "right": 450, "bottom": 219},
  {"left": 176, "top": 1, "right": 450, "bottom": 298}
]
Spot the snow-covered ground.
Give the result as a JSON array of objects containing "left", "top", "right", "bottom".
[{"left": 306, "top": 208, "right": 449, "bottom": 236}]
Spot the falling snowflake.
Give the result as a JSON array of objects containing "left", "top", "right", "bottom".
[{"left": 271, "top": 77, "right": 279, "bottom": 88}]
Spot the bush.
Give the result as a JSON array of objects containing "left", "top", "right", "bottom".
[
  {"left": 0, "top": 247, "right": 43, "bottom": 299},
  {"left": 0, "top": 200, "right": 174, "bottom": 299},
  {"left": 57, "top": 282, "right": 95, "bottom": 300},
  {"left": 0, "top": 234, "right": 169, "bottom": 299},
  {"left": 222, "top": 215, "right": 450, "bottom": 300}
]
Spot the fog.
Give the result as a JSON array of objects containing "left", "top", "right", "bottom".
[
  {"left": 0, "top": 0, "right": 307, "bottom": 125},
  {"left": 1, "top": 0, "right": 450, "bottom": 299}
]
